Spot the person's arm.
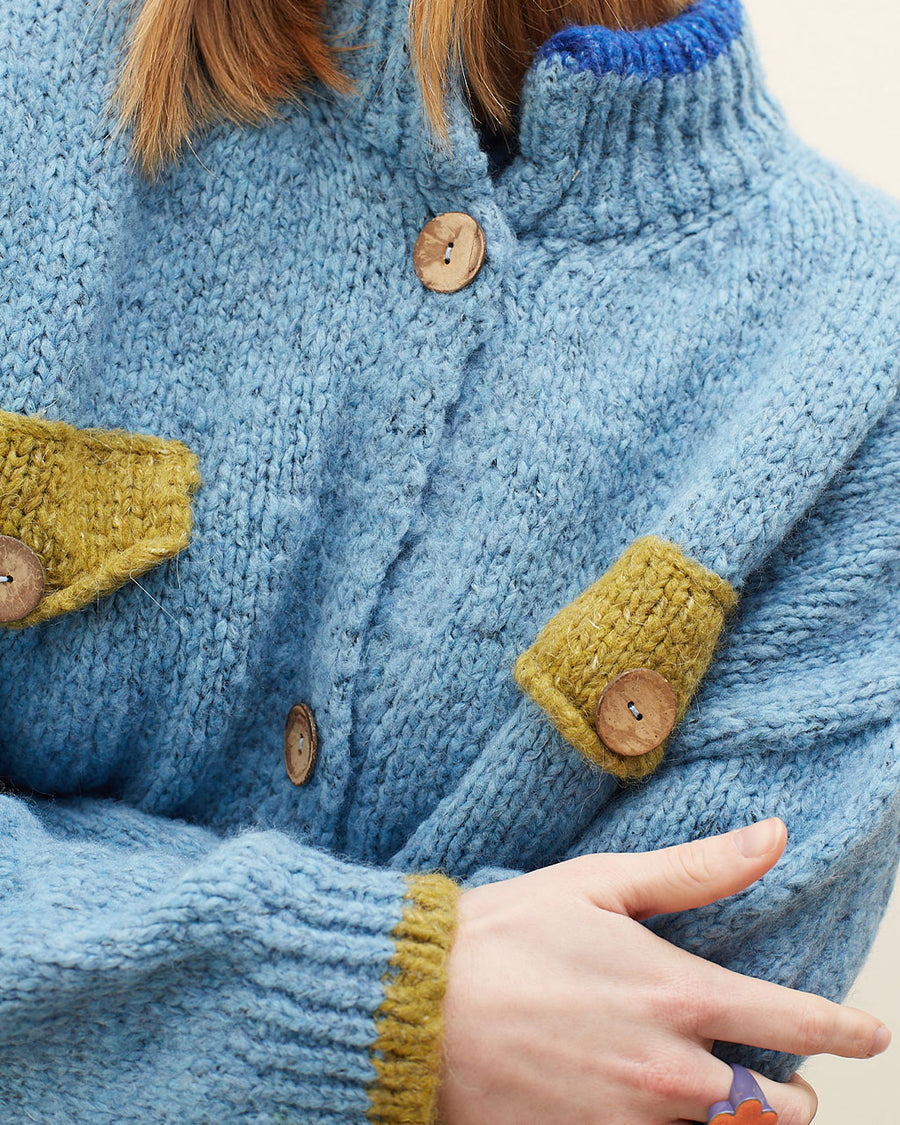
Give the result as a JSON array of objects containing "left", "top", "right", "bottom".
[
  {"left": 0, "top": 790, "right": 461, "bottom": 1123},
  {"left": 557, "top": 395, "right": 900, "bottom": 1081},
  {"left": 0, "top": 414, "right": 465, "bottom": 1121}
]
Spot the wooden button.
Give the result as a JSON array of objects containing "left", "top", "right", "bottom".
[
  {"left": 0, "top": 535, "right": 45, "bottom": 623},
  {"left": 594, "top": 669, "right": 677, "bottom": 758},
  {"left": 413, "top": 212, "right": 486, "bottom": 293},
  {"left": 284, "top": 703, "right": 318, "bottom": 786}
]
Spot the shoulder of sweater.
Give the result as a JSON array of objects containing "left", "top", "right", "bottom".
[
  {"left": 714, "top": 140, "right": 900, "bottom": 371},
  {"left": 760, "top": 131, "right": 900, "bottom": 275},
  {"left": 794, "top": 145, "right": 900, "bottom": 265}
]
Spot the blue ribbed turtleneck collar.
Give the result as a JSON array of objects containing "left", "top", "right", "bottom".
[
  {"left": 322, "top": 0, "right": 795, "bottom": 240},
  {"left": 535, "top": 0, "right": 743, "bottom": 77}
]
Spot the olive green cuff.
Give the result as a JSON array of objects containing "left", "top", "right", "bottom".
[{"left": 367, "top": 872, "right": 462, "bottom": 1125}]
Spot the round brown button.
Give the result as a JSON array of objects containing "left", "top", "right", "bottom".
[
  {"left": 0, "top": 535, "right": 45, "bottom": 623},
  {"left": 594, "top": 668, "right": 677, "bottom": 758},
  {"left": 413, "top": 212, "right": 486, "bottom": 293},
  {"left": 284, "top": 703, "right": 318, "bottom": 786}
]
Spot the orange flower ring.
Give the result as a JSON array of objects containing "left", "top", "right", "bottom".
[{"left": 706, "top": 1064, "right": 778, "bottom": 1125}]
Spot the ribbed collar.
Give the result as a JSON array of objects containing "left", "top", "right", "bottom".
[{"left": 323, "top": 0, "right": 795, "bottom": 240}]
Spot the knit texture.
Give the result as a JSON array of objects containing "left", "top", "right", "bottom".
[
  {"left": 535, "top": 0, "right": 742, "bottom": 75},
  {"left": 0, "top": 0, "right": 899, "bottom": 1119},
  {"left": 367, "top": 874, "right": 462, "bottom": 1125},
  {"left": 0, "top": 409, "right": 200, "bottom": 627},
  {"left": 514, "top": 535, "right": 739, "bottom": 779}
]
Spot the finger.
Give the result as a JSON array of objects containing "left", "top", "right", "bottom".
[
  {"left": 788, "top": 1070, "right": 819, "bottom": 1102},
  {"left": 746, "top": 1068, "right": 818, "bottom": 1125},
  {"left": 584, "top": 818, "right": 788, "bottom": 920},
  {"left": 667, "top": 1053, "right": 817, "bottom": 1125},
  {"left": 688, "top": 953, "right": 889, "bottom": 1060}
]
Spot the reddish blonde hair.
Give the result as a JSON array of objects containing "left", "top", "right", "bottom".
[{"left": 113, "top": 0, "right": 692, "bottom": 177}]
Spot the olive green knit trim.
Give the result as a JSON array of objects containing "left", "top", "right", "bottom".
[
  {"left": 367, "top": 872, "right": 462, "bottom": 1125},
  {"left": 0, "top": 409, "right": 201, "bottom": 627},
  {"left": 514, "top": 535, "right": 739, "bottom": 781}
]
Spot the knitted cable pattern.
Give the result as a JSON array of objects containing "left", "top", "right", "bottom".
[
  {"left": 367, "top": 873, "right": 462, "bottom": 1125},
  {"left": 0, "top": 410, "right": 200, "bottom": 627},
  {"left": 514, "top": 536, "right": 739, "bottom": 780}
]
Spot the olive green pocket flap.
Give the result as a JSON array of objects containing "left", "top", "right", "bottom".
[
  {"left": 513, "top": 535, "right": 738, "bottom": 781},
  {"left": 0, "top": 409, "right": 201, "bottom": 627}
]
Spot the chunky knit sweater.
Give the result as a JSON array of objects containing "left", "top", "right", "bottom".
[{"left": 1, "top": 0, "right": 899, "bottom": 1120}]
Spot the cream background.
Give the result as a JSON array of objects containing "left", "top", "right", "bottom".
[{"left": 738, "top": 3, "right": 899, "bottom": 1121}]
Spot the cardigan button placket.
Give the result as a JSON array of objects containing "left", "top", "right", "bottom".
[
  {"left": 413, "top": 212, "right": 486, "bottom": 292},
  {"left": 284, "top": 703, "right": 318, "bottom": 787},
  {"left": 0, "top": 535, "right": 44, "bottom": 623}
]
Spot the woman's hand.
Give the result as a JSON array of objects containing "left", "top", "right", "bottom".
[{"left": 437, "top": 819, "right": 890, "bottom": 1125}]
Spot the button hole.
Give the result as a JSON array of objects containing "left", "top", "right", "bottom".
[
  {"left": 0, "top": 575, "right": 12, "bottom": 583},
  {"left": 444, "top": 241, "right": 454, "bottom": 264},
  {"left": 627, "top": 701, "right": 642, "bottom": 720}
]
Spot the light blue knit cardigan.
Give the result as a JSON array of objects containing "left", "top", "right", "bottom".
[{"left": 1, "top": 0, "right": 898, "bottom": 1119}]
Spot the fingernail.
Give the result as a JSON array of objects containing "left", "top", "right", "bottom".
[
  {"left": 734, "top": 819, "right": 780, "bottom": 858},
  {"left": 869, "top": 1025, "right": 891, "bottom": 1056}
]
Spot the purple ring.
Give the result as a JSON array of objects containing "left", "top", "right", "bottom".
[{"left": 706, "top": 1063, "right": 778, "bottom": 1124}]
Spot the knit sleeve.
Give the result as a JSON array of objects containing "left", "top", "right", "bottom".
[
  {"left": 556, "top": 395, "right": 900, "bottom": 1081},
  {"left": 0, "top": 792, "right": 460, "bottom": 1124}
]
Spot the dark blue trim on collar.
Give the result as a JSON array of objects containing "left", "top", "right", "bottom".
[{"left": 533, "top": 0, "right": 743, "bottom": 78}]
